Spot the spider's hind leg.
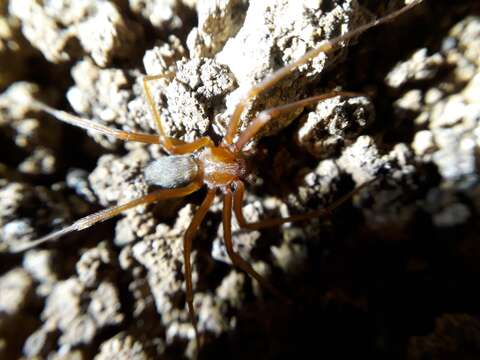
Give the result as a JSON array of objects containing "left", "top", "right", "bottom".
[
  {"left": 232, "top": 179, "right": 375, "bottom": 231},
  {"left": 223, "top": 188, "right": 290, "bottom": 303},
  {"left": 8, "top": 183, "right": 201, "bottom": 253},
  {"left": 182, "top": 189, "right": 216, "bottom": 352}
]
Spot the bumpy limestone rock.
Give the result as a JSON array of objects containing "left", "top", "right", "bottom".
[
  {"left": 66, "top": 59, "right": 150, "bottom": 148},
  {"left": 337, "top": 135, "right": 385, "bottom": 184},
  {"left": 2, "top": 1, "right": 480, "bottom": 359},
  {"left": 0, "top": 268, "right": 38, "bottom": 359},
  {"left": 95, "top": 333, "right": 150, "bottom": 360},
  {"left": 23, "top": 249, "right": 59, "bottom": 296},
  {"left": 10, "top": 0, "right": 140, "bottom": 66},
  {"left": 37, "top": 278, "right": 123, "bottom": 347},
  {"left": 22, "top": 241, "right": 124, "bottom": 357},
  {"left": 131, "top": 205, "right": 196, "bottom": 342},
  {"left": 389, "top": 16, "right": 480, "bottom": 226},
  {"left": 187, "top": 0, "right": 248, "bottom": 58},
  {"left": 0, "top": 3, "right": 35, "bottom": 88},
  {"left": 143, "top": 56, "right": 236, "bottom": 142},
  {"left": 386, "top": 48, "right": 444, "bottom": 88},
  {"left": 408, "top": 314, "right": 480, "bottom": 360},
  {"left": 215, "top": 0, "right": 365, "bottom": 140},
  {"left": 88, "top": 148, "right": 151, "bottom": 206},
  {"left": 0, "top": 82, "right": 61, "bottom": 175},
  {"left": 0, "top": 268, "right": 34, "bottom": 315},
  {"left": 143, "top": 35, "right": 186, "bottom": 75},
  {"left": 76, "top": 241, "right": 117, "bottom": 287},
  {"left": 158, "top": 58, "right": 236, "bottom": 141},
  {"left": 297, "top": 95, "right": 374, "bottom": 158},
  {"left": 0, "top": 181, "right": 73, "bottom": 253},
  {"left": 355, "top": 143, "right": 423, "bottom": 235},
  {"left": 129, "top": 0, "right": 195, "bottom": 32},
  {"left": 66, "top": 169, "right": 97, "bottom": 203}
]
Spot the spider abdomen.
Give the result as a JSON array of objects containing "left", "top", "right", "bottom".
[{"left": 144, "top": 155, "right": 199, "bottom": 188}]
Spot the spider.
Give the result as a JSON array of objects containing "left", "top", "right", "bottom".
[{"left": 11, "top": 0, "right": 422, "bottom": 350}]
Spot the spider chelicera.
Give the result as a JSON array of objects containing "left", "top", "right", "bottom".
[{"left": 12, "top": 0, "right": 422, "bottom": 347}]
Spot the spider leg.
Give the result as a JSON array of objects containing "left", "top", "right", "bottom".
[
  {"left": 223, "top": 187, "right": 289, "bottom": 303},
  {"left": 32, "top": 100, "right": 162, "bottom": 144},
  {"left": 232, "top": 179, "right": 374, "bottom": 231},
  {"left": 9, "top": 182, "right": 201, "bottom": 253},
  {"left": 222, "top": 0, "right": 423, "bottom": 145},
  {"left": 143, "top": 74, "right": 214, "bottom": 154},
  {"left": 142, "top": 73, "right": 175, "bottom": 136},
  {"left": 234, "top": 91, "right": 361, "bottom": 151},
  {"left": 183, "top": 189, "right": 216, "bottom": 348}
]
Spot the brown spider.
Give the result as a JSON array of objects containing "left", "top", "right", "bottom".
[{"left": 12, "top": 0, "right": 422, "bottom": 348}]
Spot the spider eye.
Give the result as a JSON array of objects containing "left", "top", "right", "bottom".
[{"left": 144, "top": 155, "right": 198, "bottom": 188}]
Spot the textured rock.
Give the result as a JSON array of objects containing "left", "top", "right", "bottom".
[
  {"left": 0, "top": 3, "right": 35, "bottom": 88},
  {"left": 337, "top": 135, "right": 385, "bottom": 184},
  {"left": 1, "top": 1, "right": 479, "bottom": 359},
  {"left": 23, "top": 249, "right": 59, "bottom": 296},
  {"left": 386, "top": 48, "right": 444, "bottom": 88},
  {"left": 215, "top": 0, "right": 365, "bottom": 141},
  {"left": 297, "top": 96, "right": 374, "bottom": 158},
  {"left": 155, "top": 57, "right": 236, "bottom": 141},
  {"left": 389, "top": 16, "right": 480, "bottom": 226},
  {"left": 0, "top": 268, "right": 34, "bottom": 315},
  {"left": 76, "top": 241, "right": 117, "bottom": 287},
  {"left": 131, "top": 206, "right": 196, "bottom": 341},
  {"left": 66, "top": 59, "right": 149, "bottom": 148},
  {"left": 10, "top": 0, "right": 140, "bottom": 66},
  {"left": 408, "top": 314, "right": 480, "bottom": 360},
  {"left": 89, "top": 149, "right": 151, "bottom": 207},
  {"left": 0, "top": 268, "right": 38, "bottom": 359},
  {"left": 143, "top": 35, "right": 186, "bottom": 75},
  {"left": 40, "top": 278, "right": 123, "bottom": 347},
  {"left": 0, "top": 181, "right": 73, "bottom": 253},
  {"left": 129, "top": 0, "right": 195, "bottom": 32},
  {"left": 0, "top": 82, "right": 62, "bottom": 175},
  {"left": 187, "top": 0, "right": 248, "bottom": 58},
  {"left": 95, "top": 333, "right": 150, "bottom": 360}
]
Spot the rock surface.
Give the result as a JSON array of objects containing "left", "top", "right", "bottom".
[{"left": 1, "top": 0, "right": 479, "bottom": 359}]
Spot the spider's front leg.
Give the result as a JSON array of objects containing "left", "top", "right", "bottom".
[
  {"left": 142, "top": 74, "right": 214, "bottom": 154},
  {"left": 32, "top": 100, "right": 163, "bottom": 144},
  {"left": 31, "top": 73, "right": 214, "bottom": 153},
  {"left": 233, "top": 91, "right": 362, "bottom": 152},
  {"left": 221, "top": 0, "right": 423, "bottom": 147}
]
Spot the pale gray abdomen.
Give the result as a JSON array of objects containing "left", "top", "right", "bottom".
[{"left": 144, "top": 155, "right": 198, "bottom": 188}]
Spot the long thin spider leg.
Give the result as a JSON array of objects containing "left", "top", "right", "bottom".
[
  {"left": 142, "top": 73, "right": 175, "bottom": 138},
  {"left": 223, "top": 188, "right": 289, "bottom": 303},
  {"left": 32, "top": 100, "right": 162, "bottom": 144},
  {"left": 143, "top": 74, "right": 214, "bottom": 154},
  {"left": 233, "top": 179, "right": 374, "bottom": 231},
  {"left": 183, "top": 189, "right": 216, "bottom": 348},
  {"left": 222, "top": 0, "right": 423, "bottom": 145},
  {"left": 166, "top": 136, "right": 214, "bottom": 155},
  {"left": 9, "top": 182, "right": 202, "bottom": 253},
  {"left": 234, "top": 91, "right": 361, "bottom": 152}
]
